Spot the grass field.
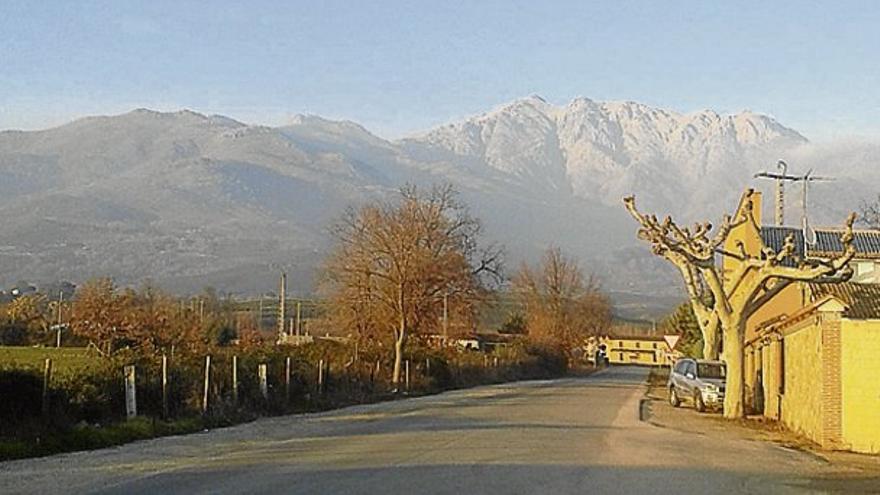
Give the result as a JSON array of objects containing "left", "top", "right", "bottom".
[{"left": 0, "top": 346, "right": 97, "bottom": 373}]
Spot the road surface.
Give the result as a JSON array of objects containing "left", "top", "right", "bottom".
[{"left": 0, "top": 367, "right": 863, "bottom": 494}]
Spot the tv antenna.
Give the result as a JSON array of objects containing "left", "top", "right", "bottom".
[{"left": 754, "top": 160, "right": 834, "bottom": 244}]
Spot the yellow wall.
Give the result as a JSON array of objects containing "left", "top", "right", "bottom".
[
  {"left": 780, "top": 321, "right": 825, "bottom": 444},
  {"left": 745, "top": 283, "right": 807, "bottom": 341},
  {"left": 841, "top": 319, "right": 880, "bottom": 453}
]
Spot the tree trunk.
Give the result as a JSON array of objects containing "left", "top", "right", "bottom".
[
  {"left": 391, "top": 314, "right": 406, "bottom": 390},
  {"left": 722, "top": 319, "right": 745, "bottom": 419},
  {"left": 702, "top": 318, "right": 720, "bottom": 360}
]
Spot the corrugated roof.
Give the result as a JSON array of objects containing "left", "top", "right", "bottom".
[
  {"left": 809, "top": 282, "right": 880, "bottom": 319},
  {"left": 761, "top": 226, "right": 880, "bottom": 261}
]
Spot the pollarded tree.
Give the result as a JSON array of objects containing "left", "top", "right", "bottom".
[
  {"left": 322, "top": 184, "right": 503, "bottom": 389},
  {"left": 623, "top": 199, "right": 722, "bottom": 360},
  {"left": 624, "top": 192, "right": 856, "bottom": 418}
]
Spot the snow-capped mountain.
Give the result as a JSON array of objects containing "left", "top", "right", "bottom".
[
  {"left": 1, "top": 97, "right": 875, "bottom": 316},
  {"left": 401, "top": 95, "right": 807, "bottom": 217}
]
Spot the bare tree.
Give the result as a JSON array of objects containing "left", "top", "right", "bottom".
[
  {"left": 513, "top": 247, "right": 612, "bottom": 354},
  {"left": 624, "top": 192, "right": 856, "bottom": 418},
  {"left": 321, "top": 184, "right": 502, "bottom": 389}
]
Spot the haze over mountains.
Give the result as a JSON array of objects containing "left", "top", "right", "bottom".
[{"left": 1, "top": 96, "right": 877, "bottom": 318}]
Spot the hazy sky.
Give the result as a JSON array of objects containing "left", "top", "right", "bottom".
[{"left": 2, "top": 1, "right": 879, "bottom": 140}]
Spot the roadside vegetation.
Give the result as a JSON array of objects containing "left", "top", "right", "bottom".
[{"left": 0, "top": 184, "right": 609, "bottom": 460}]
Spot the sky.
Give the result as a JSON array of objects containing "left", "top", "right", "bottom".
[{"left": 2, "top": 1, "right": 880, "bottom": 141}]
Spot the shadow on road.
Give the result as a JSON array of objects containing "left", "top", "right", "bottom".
[{"left": 90, "top": 462, "right": 880, "bottom": 495}]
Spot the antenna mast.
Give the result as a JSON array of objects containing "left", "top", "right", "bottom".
[{"left": 754, "top": 161, "right": 834, "bottom": 244}]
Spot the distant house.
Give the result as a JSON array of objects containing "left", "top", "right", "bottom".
[
  {"left": 425, "top": 332, "right": 519, "bottom": 352},
  {"left": 597, "top": 335, "right": 675, "bottom": 366},
  {"left": 725, "top": 189, "right": 880, "bottom": 454}
]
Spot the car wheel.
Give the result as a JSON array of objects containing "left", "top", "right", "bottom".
[
  {"left": 694, "top": 393, "right": 706, "bottom": 413},
  {"left": 669, "top": 387, "right": 680, "bottom": 407}
]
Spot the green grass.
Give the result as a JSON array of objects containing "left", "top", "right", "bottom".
[{"left": 0, "top": 346, "right": 97, "bottom": 374}]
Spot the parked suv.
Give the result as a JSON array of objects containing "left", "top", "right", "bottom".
[{"left": 668, "top": 358, "right": 726, "bottom": 412}]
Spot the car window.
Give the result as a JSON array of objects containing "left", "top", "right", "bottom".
[
  {"left": 697, "top": 363, "right": 725, "bottom": 379},
  {"left": 674, "top": 361, "right": 687, "bottom": 374},
  {"left": 686, "top": 362, "right": 696, "bottom": 376}
]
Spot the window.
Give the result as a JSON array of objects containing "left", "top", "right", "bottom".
[
  {"left": 618, "top": 341, "right": 623, "bottom": 348},
  {"left": 635, "top": 342, "right": 640, "bottom": 349},
  {"left": 652, "top": 342, "right": 658, "bottom": 349},
  {"left": 696, "top": 362, "right": 726, "bottom": 379},
  {"left": 618, "top": 353, "right": 624, "bottom": 361}
]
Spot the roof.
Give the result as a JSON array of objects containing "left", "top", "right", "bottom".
[
  {"left": 761, "top": 226, "right": 880, "bottom": 262},
  {"left": 809, "top": 282, "right": 880, "bottom": 319}
]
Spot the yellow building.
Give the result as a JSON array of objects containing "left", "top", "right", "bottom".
[
  {"left": 724, "top": 189, "right": 880, "bottom": 453},
  {"left": 598, "top": 335, "right": 675, "bottom": 366}
]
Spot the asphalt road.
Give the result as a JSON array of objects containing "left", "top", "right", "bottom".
[{"left": 0, "top": 367, "right": 857, "bottom": 494}]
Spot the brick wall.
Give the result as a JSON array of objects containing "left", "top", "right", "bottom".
[{"left": 820, "top": 314, "right": 843, "bottom": 448}]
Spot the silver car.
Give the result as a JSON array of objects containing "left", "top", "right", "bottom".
[{"left": 667, "top": 358, "right": 726, "bottom": 412}]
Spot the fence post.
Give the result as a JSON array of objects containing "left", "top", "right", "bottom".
[
  {"left": 493, "top": 356, "right": 499, "bottom": 368},
  {"left": 202, "top": 355, "right": 211, "bottom": 415},
  {"left": 161, "top": 354, "right": 168, "bottom": 419},
  {"left": 41, "top": 358, "right": 52, "bottom": 418},
  {"left": 124, "top": 365, "right": 137, "bottom": 419},
  {"left": 232, "top": 355, "right": 239, "bottom": 404},
  {"left": 258, "top": 363, "right": 268, "bottom": 400},
  {"left": 285, "top": 356, "right": 291, "bottom": 404},
  {"left": 318, "top": 359, "right": 324, "bottom": 394},
  {"left": 425, "top": 358, "right": 431, "bottom": 375},
  {"left": 405, "top": 359, "right": 410, "bottom": 392}
]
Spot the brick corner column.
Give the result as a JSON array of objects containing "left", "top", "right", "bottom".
[{"left": 820, "top": 313, "right": 843, "bottom": 449}]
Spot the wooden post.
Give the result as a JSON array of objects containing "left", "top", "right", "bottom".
[
  {"left": 232, "top": 355, "right": 239, "bottom": 404},
  {"left": 405, "top": 359, "right": 410, "bottom": 391},
  {"left": 41, "top": 358, "right": 52, "bottom": 418},
  {"left": 318, "top": 359, "right": 324, "bottom": 394},
  {"left": 161, "top": 354, "right": 168, "bottom": 419},
  {"left": 285, "top": 356, "right": 291, "bottom": 403},
  {"left": 425, "top": 358, "right": 431, "bottom": 375},
  {"left": 258, "top": 363, "right": 268, "bottom": 400},
  {"left": 124, "top": 365, "right": 137, "bottom": 419},
  {"left": 202, "top": 355, "right": 211, "bottom": 414},
  {"left": 493, "top": 356, "right": 499, "bottom": 368}
]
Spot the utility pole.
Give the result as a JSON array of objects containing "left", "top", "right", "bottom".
[
  {"left": 278, "top": 272, "right": 287, "bottom": 339},
  {"left": 295, "top": 300, "right": 302, "bottom": 336},
  {"left": 443, "top": 292, "right": 449, "bottom": 338},
  {"left": 55, "top": 291, "right": 63, "bottom": 348}
]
